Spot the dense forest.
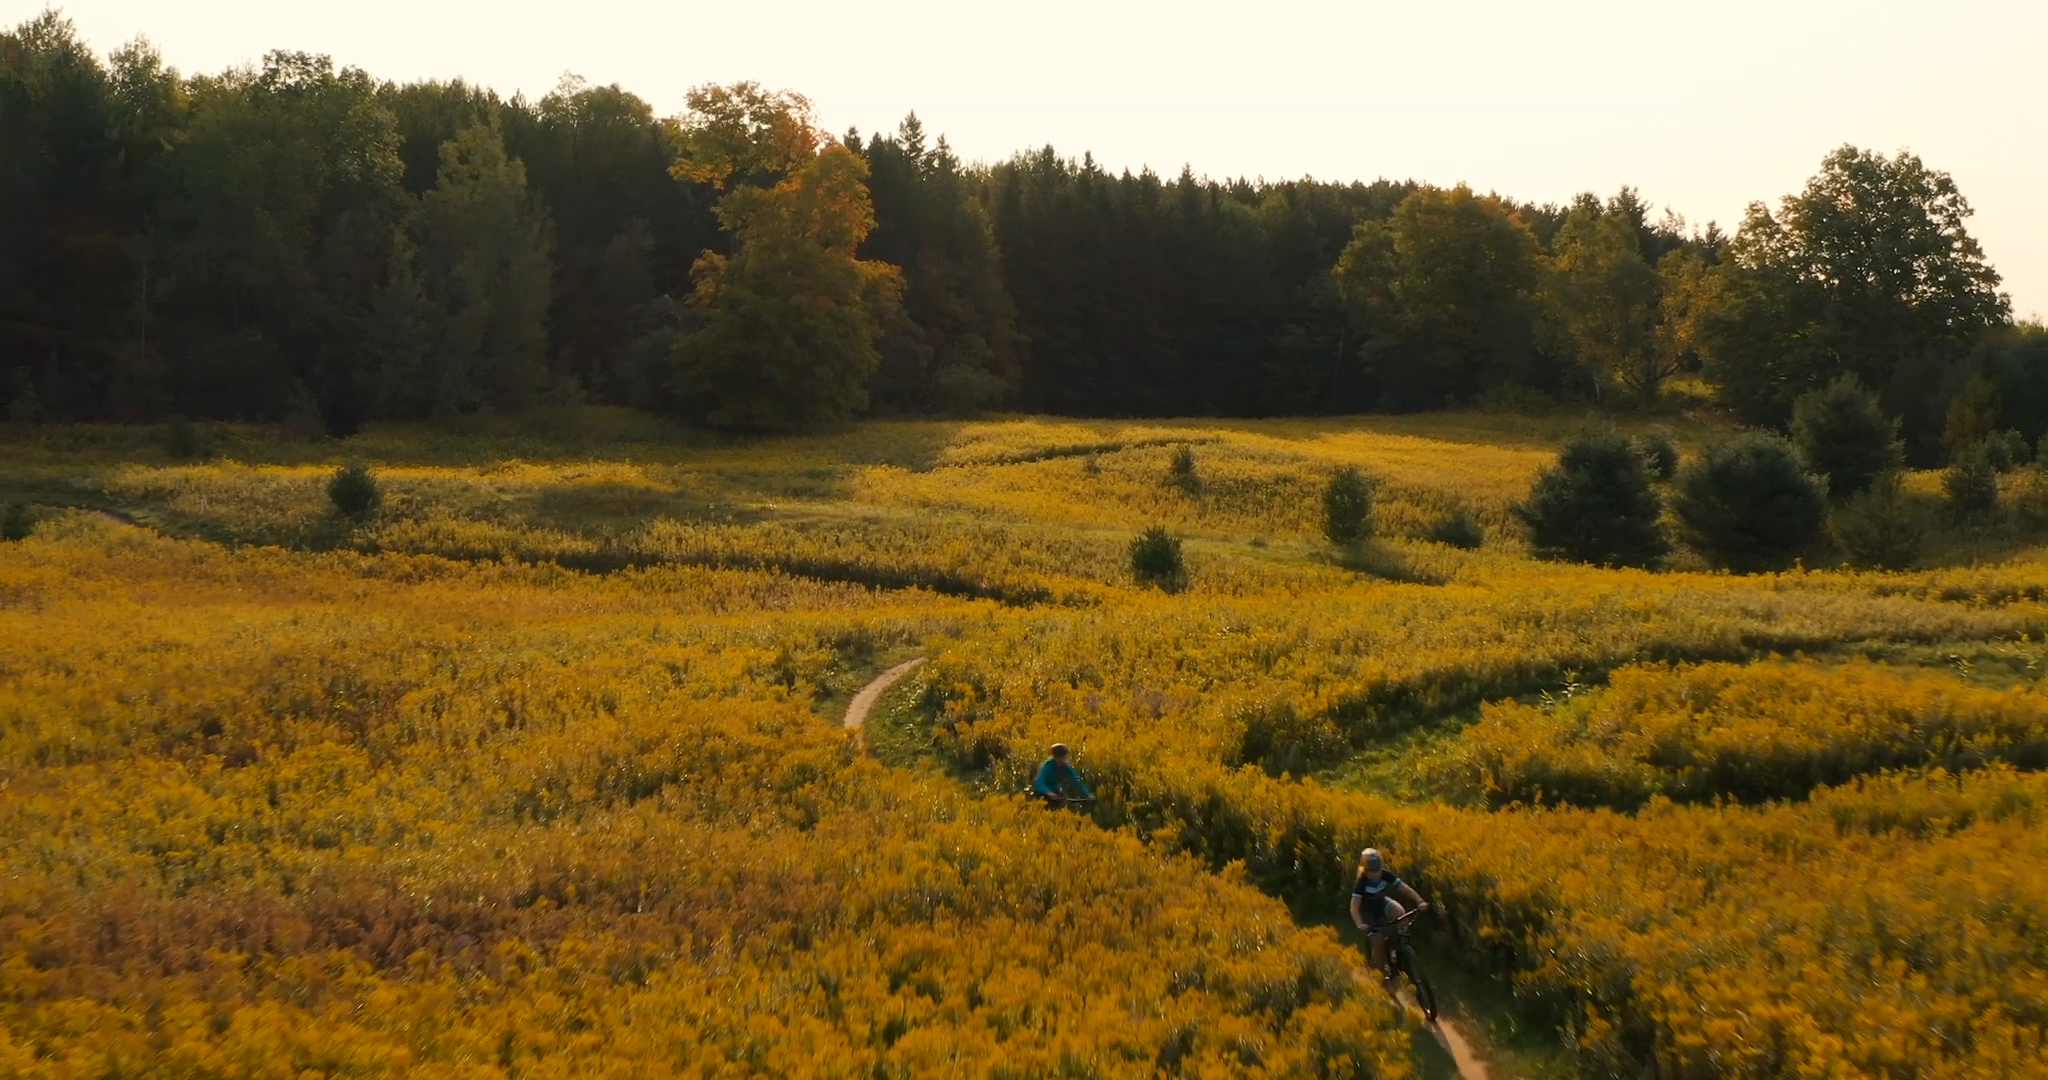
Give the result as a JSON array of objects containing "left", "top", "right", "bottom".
[{"left": 4, "top": 12, "right": 2044, "bottom": 458}]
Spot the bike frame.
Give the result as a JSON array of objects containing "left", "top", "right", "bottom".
[{"left": 1369, "top": 906, "right": 1438, "bottom": 1022}]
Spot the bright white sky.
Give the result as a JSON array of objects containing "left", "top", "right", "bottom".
[{"left": 23, "top": 0, "right": 2048, "bottom": 318}]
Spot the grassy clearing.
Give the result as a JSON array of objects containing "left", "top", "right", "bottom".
[{"left": 6, "top": 407, "right": 2048, "bottom": 1077}]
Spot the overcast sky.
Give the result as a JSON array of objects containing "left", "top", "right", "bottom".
[{"left": 24, "top": 0, "right": 2048, "bottom": 318}]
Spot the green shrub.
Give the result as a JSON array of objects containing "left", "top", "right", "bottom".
[
  {"left": 1943, "top": 375, "right": 2000, "bottom": 458},
  {"left": 1791, "top": 376, "right": 1903, "bottom": 498},
  {"left": 1166, "top": 445, "right": 1199, "bottom": 494},
  {"left": 1513, "top": 432, "right": 1667, "bottom": 568},
  {"left": 1984, "top": 429, "right": 2029, "bottom": 472},
  {"left": 1673, "top": 433, "right": 1828, "bottom": 571},
  {"left": 6, "top": 368, "right": 36, "bottom": 425},
  {"left": 1, "top": 502, "right": 32, "bottom": 542},
  {"left": 1943, "top": 445, "right": 2000, "bottom": 521},
  {"left": 1321, "top": 466, "right": 1375, "bottom": 545},
  {"left": 1129, "top": 526, "right": 1186, "bottom": 592},
  {"left": 328, "top": 461, "right": 383, "bottom": 519},
  {"left": 1630, "top": 429, "right": 1679, "bottom": 480},
  {"left": 1425, "top": 506, "right": 1485, "bottom": 550},
  {"left": 164, "top": 416, "right": 211, "bottom": 459},
  {"left": 1831, "top": 474, "right": 1924, "bottom": 570},
  {"left": 2013, "top": 466, "right": 2048, "bottom": 527}
]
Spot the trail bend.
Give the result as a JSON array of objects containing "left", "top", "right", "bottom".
[
  {"left": 843, "top": 657, "right": 926, "bottom": 731},
  {"left": 1350, "top": 968, "right": 1491, "bottom": 1080},
  {"left": 841, "top": 656, "right": 1492, "bottom": 1080}
]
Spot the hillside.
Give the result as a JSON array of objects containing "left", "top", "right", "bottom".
[{"left": 4, "top": 410, "right": 2048, "bottom": 1078}]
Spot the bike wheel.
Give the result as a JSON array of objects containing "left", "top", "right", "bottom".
[
  {"left": 1412, "top": 972, "right": 1439, "bottom": 1023},
  {"left": 1399, "top": 943, "right": 1439, "bottom": 1023}
]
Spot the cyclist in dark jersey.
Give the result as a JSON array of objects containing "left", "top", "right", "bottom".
[
  {"left": 1032, "top": 743, "right": 1093, "bottom": 806},
  {"left": 1350, "top": 847, "right": 1428, "bottom": 981}
]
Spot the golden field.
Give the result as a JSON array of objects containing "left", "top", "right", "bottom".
[{"left": 4, "top": 409, "right": 2048, "bottom": 1078}]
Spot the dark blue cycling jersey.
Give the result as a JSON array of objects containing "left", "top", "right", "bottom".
[{"left": 1350, "top": 871, "right": 1405, "bottom": 923}]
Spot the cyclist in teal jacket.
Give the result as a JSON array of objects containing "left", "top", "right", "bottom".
[{"left": 1032, "top": 743, "right": 1093, "bottom": 806}]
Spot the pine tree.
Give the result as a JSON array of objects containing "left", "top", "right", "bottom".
[
  {"left": 1513, "top": 432, "right": 1668, "bottom": 567},
  {"left": 1791, "top": 376, "right": 1904, "bottom": 498},
  {"left": 1674, "top": 434, "right": 1829, "bottom": 571}
]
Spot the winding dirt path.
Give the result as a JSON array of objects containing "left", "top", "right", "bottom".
[
  {"left": 842, "top": 655, "right": 1492, "bottom": 1079},
  {"left": 1403, "top": 992, "right": 1492, "bottom": 1080},
  {"left": 843, "top": 657, "right": 927, "bottom": 731},
  {"left": 1351, "top": 971, "right": 1492, "bottom": 1080}
]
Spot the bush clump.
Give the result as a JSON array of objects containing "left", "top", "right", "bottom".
[
  {"left": 1943, "top": 445, "right": 2000, "bottom": 521},
  {"left": 2, "top": 502, "right": 32, "bottom": 542},
  {"left": 1832, "top": 474, "right": 1924, "bottom": 570},
  {"left": 1513, "top": 431, "right": 1667, "bottom": 568},
  {"left": 1791, "top": 376, "right": 1903, "bottom": 498},
  {"left": 1984, "top": 429, "right": 2030, "bottom": 472},
  {"left": 1321, "top": 466, "right": 1376, "bottom": 546},
  {"left": 328, "top": 461, "right": 383, "bottom": 519},
  {"left": 1166, "top": 445, "right": 1200, "bottom": 494},
  {"left": 163, "top": 416, "right": 216, "bottom": 460},
  {"left": 1129, "top": 526, "right": 1186, "bottom": 591},
  {"left": 6, "top": 368, "right": 37, "bottom": 425},
  {"left": 1673, "top": 433, "right": 1828, "bottom": 571},
  {"left": 1425, "top": 506, "right": 1485, "bottom": 550},
  {"left": 1631, "top": 429, "right": 1679, "bottom": 480}
]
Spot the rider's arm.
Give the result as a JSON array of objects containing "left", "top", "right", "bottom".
[
  {"left": 1396, "top": 881, "right": 1429, "bottom": 911},
  {"left": 1350, "top": 894, "right": 1368, "bottom": 930},
  {"left": 1068, "top": 762, "right": 1093, "bottom": 799},
  {"left": 1031, "top": 759, "right": 1057, "bottom": 797}
]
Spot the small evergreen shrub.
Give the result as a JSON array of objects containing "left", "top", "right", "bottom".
[
  {"left": 1943, "top": 445, "right": 2000, "bottom": 521},
  {"left": 1673, "top": 433, "right": 1828, "bottom": 571},
  {"left": 1513, "top": 432, "right": 1668, "bottom": 567},
  {"left": 2013, "top": 466, "right": 2048, "bottom": 527},
  {"left": 1425, "top": 507, "right": 1485, "bottom": 550},
  {"left": 1166, "top": 445, "right": 1199, "bottom": 494},
  {"left": 6, "top": 369, "right": 37, "bottom": 425},
  {"left": 1790, "top": 376, "right": 1903, "bottom": 498},
  {"left": 1631, "top": 430, "right": 1679, "bottom": 480},
  {"left": 164, "top": 416, "right": 208, "bottom": 459},
  {"left": 1832, "top": 474, "right": 1924, "bottom": 570},
  {"left": 2, "top": 502, "right": 32, "bottom": 542},
  {"left": 328, "top": 461, "right": 383, "bottom": 518},
  {"left": 1984, "top": 429, "right": 2029, "bottom": 472},
  {"left": 1943, "top": 376, "right": 2000, "bottom": 458},
  {"left": 1129, "top": 526, "right": 1186, "bottom": 591},
  {"left": 1321, "top": 466, "right": 1376, "bottom": 545}
]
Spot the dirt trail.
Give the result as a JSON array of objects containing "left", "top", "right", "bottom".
[
  {"left": 1404, "top": 993, "right": 1491, "bottom": 1080},
  {"left": 1352, "top": 970, "right": 1492, "bottom": 1080},
  {"left": 843, "top": 657, "right": 1493, "bottom": 1080},
  {"left": 843, "top": 657, "right": 926, "bottom": 731}
]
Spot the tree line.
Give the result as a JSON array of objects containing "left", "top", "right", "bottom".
[{"left": 5, "top": 12, "right": 2043, "bottom": 457}]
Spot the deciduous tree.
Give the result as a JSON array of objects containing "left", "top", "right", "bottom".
[
  {"left": 1699, "top": 146, "right": 2008, "bottom": 434},
  {"left": 1335, "top": 185, "right": 1545, "bottom": 410},
  {"left": 669, "top": 91, "right": 897, "bottom": 427},
  {"left": 1546, "top": 196, "right": 1663, "bottom": 403}
]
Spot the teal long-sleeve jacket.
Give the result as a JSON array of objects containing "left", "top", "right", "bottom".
[{"left": 1032, "top": 757, "right": 1092, "bottom": 799}]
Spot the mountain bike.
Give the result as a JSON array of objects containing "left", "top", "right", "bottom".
[
  {"left": 1023, "top": 791, "right": 1095, "bottom": 810},
  {"left": 1373, "top": 907, "right": 1439, "bottom": 1023}
]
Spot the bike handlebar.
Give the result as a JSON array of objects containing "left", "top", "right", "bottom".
[{"left": 1367, "top": 905, "right": 1430, "bottom": 931}]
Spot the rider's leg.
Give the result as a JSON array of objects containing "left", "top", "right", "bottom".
[{"left": 1374, "top": 899, "right": 1407, "bottom": 980}]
